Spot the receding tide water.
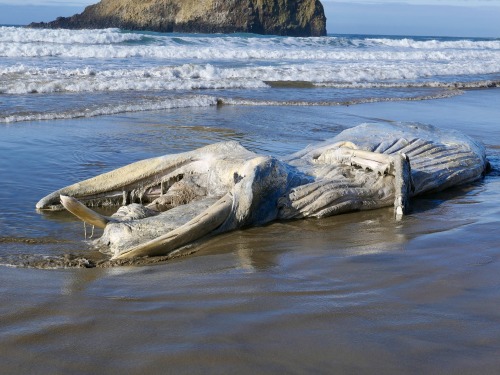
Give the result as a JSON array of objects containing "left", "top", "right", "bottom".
[{"left": 1, "top": 27, "right": 499, "bottom": 373}]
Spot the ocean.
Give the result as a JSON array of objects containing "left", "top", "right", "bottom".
[
  {"left": 1, "top": 26, "right": 500, "bottom": 373},
  {"left": 1, "top": 26, "right": 499, "bottom": 123}
]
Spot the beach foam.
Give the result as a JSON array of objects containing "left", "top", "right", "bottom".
[
  {"left": 1, "top": 62, "right": 499, "bottom": 95},
  {"left": 1, "top": 27, "right": 499, "bottom": 122},
  {"left": 0, "top": 95, "right": 219, "bottom": 123},
  {"left": 0, "top": 89, "right": 466, "bottom": 124}
]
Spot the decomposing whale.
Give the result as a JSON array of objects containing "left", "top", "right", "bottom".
[{"left": 36, "top": 122, "right": 489, "bottom": 260}]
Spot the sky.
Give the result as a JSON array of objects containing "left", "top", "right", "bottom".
[{"left": 0, "top": 0, "right": 499, "bottom": 37}]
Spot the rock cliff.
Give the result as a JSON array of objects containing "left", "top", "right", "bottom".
[{"left": 29, "top": 0, "right": 327, "bottom": 37}]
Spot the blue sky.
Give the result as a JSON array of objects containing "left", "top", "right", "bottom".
[{"left": 0, "top": 0, "right": 499, "bottom": 37}]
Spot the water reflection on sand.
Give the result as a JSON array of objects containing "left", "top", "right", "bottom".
[{"left": 0, "top": 89, "right": 499, "bottom": 373}]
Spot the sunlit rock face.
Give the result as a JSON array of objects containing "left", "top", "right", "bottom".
[{"left": 29, "top": 0, "right": 327, "bottom": 37}]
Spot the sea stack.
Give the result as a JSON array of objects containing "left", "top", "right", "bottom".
[{"left": 29, "top": 0, "right": 327, "bottom": 37}]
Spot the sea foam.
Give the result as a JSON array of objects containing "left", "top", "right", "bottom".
[
  {"left": 1, "top": 62, "right": 499, "bottom": 95},
  {"left": 1, "top": 27, "right": 499, "bottom": 123},
  {"left": 0, "top": 26, "right": 144, "bottom": 44},
  {"left": 0, "top": 95, "right": 219, "bottom": 123}
]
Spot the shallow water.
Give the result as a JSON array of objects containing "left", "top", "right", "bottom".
[{"left": 1, "top": 88, "right": 500, "bottom": 373}]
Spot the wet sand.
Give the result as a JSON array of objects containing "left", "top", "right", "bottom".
[{"left": 0, "top": 89, "right": 499, "bottom": 373}]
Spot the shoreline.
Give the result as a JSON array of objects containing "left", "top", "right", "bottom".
[{"left": 1, "top": 75, "right": 500, "bottom": 374}]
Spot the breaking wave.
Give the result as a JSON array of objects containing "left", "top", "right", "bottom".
[
  {"left": 0, "top": 90, "right": 466, "bottom": 124},
  {"left": 221, "top": 89, "right": 463, "bottom": 106},
  {"left": 0, "top": 26, "right": 146, "bottom": 44},
  {"left": 2, "top": 26, "right": 499, "bottom": 49},
  {"left": 1, "top": 62, "right": 499, "bottom": 95},
  {"left": 0, "top": 95, "right": 220, "bottom": 123},
  {"left": 367, "top": 37, "right": 500, "bottom": 50},
  {"left": 315, "top": 80, "right": 500, "bottom": 89},
  {"left": 1, "top": 27, "right": 499, "bottom": 123},
  {"left": 2, "top": 41, "right": 500, "bottom": 62},
  {"left": 0, "top": 27, "right": 499, "bottom": 64}
]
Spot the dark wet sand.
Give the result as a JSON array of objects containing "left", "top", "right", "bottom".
[{"left": 0, "top": 89, "right": 499, "bottom": 374}]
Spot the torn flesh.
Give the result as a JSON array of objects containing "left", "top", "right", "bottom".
[{"left": 38, "top": 122, "right": 489, "bottom": 260}]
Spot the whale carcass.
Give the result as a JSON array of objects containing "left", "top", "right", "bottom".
[{"left": 36, "top": 122, "right": 489, "bottom": 260}]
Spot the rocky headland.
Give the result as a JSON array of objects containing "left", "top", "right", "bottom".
[{"left": 29, "top": 0, "right": 327, "bottom": 37}]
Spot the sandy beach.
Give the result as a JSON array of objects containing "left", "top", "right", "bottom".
[{"left": 1, "top": 86, "right": 499, "bottom": 373}]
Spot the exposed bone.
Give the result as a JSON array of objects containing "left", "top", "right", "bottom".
[
  {"left": 37, "top": 123, "right": 489, "bottom": 261},
  {"left": 36, "top": 141, "right": 255, "bottom": 210},
  {"left": 146, "top": 175, "right": 207, "bottom": 212},
  {"left": 392, "top": 153, "right": 412, "bottom": 218},
  {"left": 112, "top": 194, "right": 233, "bottom": 259},
  {"left": 60, "top": 195, "right": 112, "bottom": 229}
]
